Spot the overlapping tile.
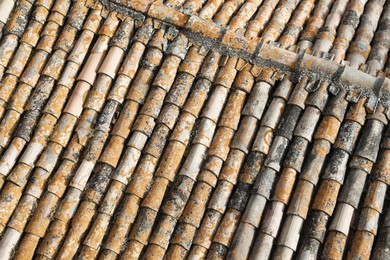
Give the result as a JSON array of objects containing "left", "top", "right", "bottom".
[{"left": 0, "top": 0, "right": 389, "bottom": 259}]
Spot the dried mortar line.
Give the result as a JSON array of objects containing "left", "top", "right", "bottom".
[
  {"left": 0, "top": 0, "right": 35, "bottom": 82},
  {"left": 0, "top": 8, "right": 112, "bottom": 257},
  {"left": 203, "top": 0, "right": 318, "bottom": 258},
  {"left": 100, "top": 0, "right": 390, "bottom": 112},
  {"left": 143, "top": 0, "right": 265, "bottom": 258},
  {"left": 293, "top": 0, "right": 386, "bottom": 258},
  {"left": 372, "top": 200, "right": 390, "bottom": 259},
  {"left": 0, "top": 0, "right": 55, "bottom": 121},
  {"left": 0, "top": 0, "right": 72, "bottom": 152},
  {"left": 245, "top": 1, "right": 335, "bottom": 259},
  {"left": 0, "top": 0, "right": 389, "bottom": 259},
  {"left": 0, "top": 0, "right": 87, "bottom": 184},
  {"left": 322, "top": 1, "right": 390, "bottom": 258},
  {"left": 0, "top": 0, "right": 16, "bottom": 39},
  {"left": 28, "top": 18, "right": 154, "bottom": 260},
  {"left": 229, "top": 0, "right": 355, "bottom": 258},
  {"left": 114, "top": 0, "right": 251, "bottom": 258}
]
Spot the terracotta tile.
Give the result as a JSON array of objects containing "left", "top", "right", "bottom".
[
  {"left": 170, "top": 222, "right": 197, "bottom": 250},
  {"left": 180, "top": 181, "right": 213, "bottom": 227},
  {"left": 111, "top": 100, "right": 139, "bottom": 138},
  {"left": 213, "top": 208, "right": 241, "bottom": 246},
  {"left": 99, "top": 249, "right": 118, "bottom": 260},
  {"left": 25, "top": 167, "right": 51, "bottom": 197},
  {"left": 372, "top": 226, "right": 390, "bottom": 259},
  {"left": 0, "top": 74, "right": 18, "bottom": 108},
  {"left": 178, "top": 144, "right": 208, "bottom": 180},
  {"left": 204, "top": 86, "right": 230, "bottom": 123},
  {"left": 192, "top": 209, "right": 222, "bottom": 249},
  {"left": 25, "top": 191, "right": 59, "bottom": 236},
  {"left": 141, "top": 176, "right": 170, "bottom": 211},
  {"left": 287, "top": 179, "right": 314, "bottom": 219},
  {"left": 314, "top": 115, "right": 342, "bottom": 144},
  {"left": 218, "top": 90, "right": 246, "bottom": 130},
  {"left": 155, "top": 140, "right": 187, "bottom": 181},
  {"left": 56, "top": 200, "right": 97, "bottom": 259},
  {"left": 79, "top": 245, "right": 100, "bottom": 259},
  {"left": 347, "top": 230, "right": 375, "bottom": 260},
  {"left": 0, "top": 137, "right": 26, "bottom": 177},
  {"left": 311, "top": 179, "right": 341, "bottom": 215},
  {"left": 231, "top": 116, "right": 259, "bottom": 154},
  {"left": 363, "top": 180, "right": 387, "bottom": 212},
  {"left": 208, "top": 127, "right": 235, "bottom": 161},
  {"left": 83, "top": 163, "right": 114, "bottom": 203},
  {"left": 1, "top": 0, "right": 390, "bottom": 259},
  {"left": 13, "top": 233, "right": 40, "bottom": 260},
  {"left": 0, "top": 182, "right": 23, "bottom": 227},
  {"left": 166, "top": 243, "right": 188, "bottom": 259},
  {"left": 67, "top": 31, "right": 96, "bottom": 65},
  {"left": 36, "top": 218, "right": 68, "bottom": 258},
  {"left": 203, "top": 156, "right": 224, "bottom": 178},
  {"left": 157, "top": 103, "right": 180, "bottom": 130},
  {"left": 0, "top": 227, "right": 22, "bottom": 259},
  {"left": 83, "top": 212, "right": 111, "bottom": 249},
  {"left": 219, "top": 149, "right": 246, "bottom": 185},
  {"left": 120, "top": 239, "right": 144, "bottom": 259},
  {"left": 148, "top": 214, "right": 177, "bottom": 250},
  {"left": 103, "top": 194, "right": 140, "bottom": 253},
  {"left": 112, "top": 147, "right": 141, "bottom": 185},
  {"left": 47, "top": 159, "right": 76, "bottom": 197},
  {"left": 241, "top": 193, "right": 267, "bottom": 228},
  {"left": 125, "top": 68, "right": 155, "bottom": 104},
  {"left": 188, "top": 244, "right": 208, "bottom": 259}
]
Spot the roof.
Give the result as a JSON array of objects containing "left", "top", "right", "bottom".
[{"left": 0, "top": 0, "right": 389, "bottom": 259}]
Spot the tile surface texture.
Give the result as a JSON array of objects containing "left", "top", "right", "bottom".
[{"left": 0, "top": 0, "right": 389, "bottom": 259}]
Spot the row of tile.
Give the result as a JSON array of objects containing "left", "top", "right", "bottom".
[
  {"left": 107, "top": 0, "right": 390, "bottom": 111},
  {"left": 0, "top": 0, "right": 389, "bottom": 259}
]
